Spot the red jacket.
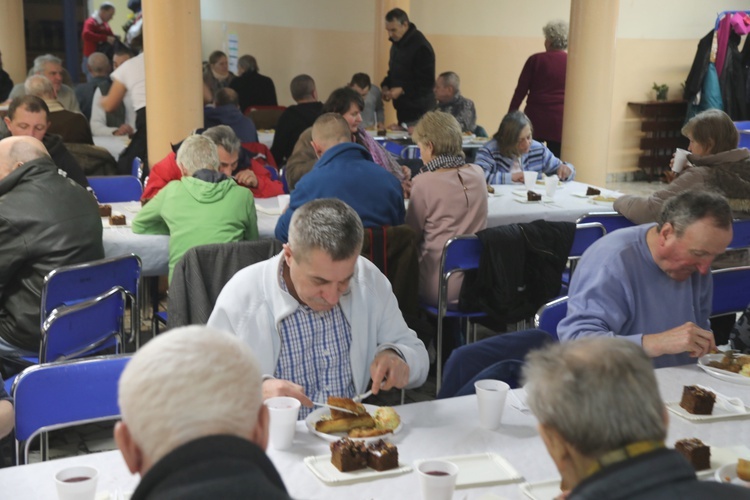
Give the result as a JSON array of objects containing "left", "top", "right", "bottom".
[
  {"left": 81, "top": 16, "right": 114, "bottom": 57},
  {"left": 141, "top": 149, "right": 284, "bottom": 202}
]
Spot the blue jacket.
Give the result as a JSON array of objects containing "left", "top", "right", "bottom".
[
  {"left": 203, "top": 105, "right": 259, "bottom": 143},
  {"left": 275, "top": 142, "right": 405, "bottom": 242}
]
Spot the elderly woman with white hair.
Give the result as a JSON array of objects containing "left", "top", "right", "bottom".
[
  {"left": 406, "top": 111, "right": 488, "bottom": 305},
  {"left": 508, "top": 20, "right": 569, "bottom": 158}
]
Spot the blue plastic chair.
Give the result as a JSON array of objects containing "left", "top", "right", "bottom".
[
  {"left": 12, "top": 355, "right": 130, "bottom": 464},
  {"left": 419, "top": 235, "right": 487, "bottom": 395},
  {"left": 576, "top": 211, "right": 635, "bottom": 234},
  {"left": 728, "top": 219, "right": 750, "bottom": 250},
  {"left": 42, "top": 254, "right": 141, "bottom": 346},
  {"left": 711, "top": 266, "right": 750, "bottom": 317},
  {"left": 400, "top": 145, "right": 421, "bottom": 159},
  {"left": 533, "top": 296, "right": 569, "bottom": 340},
  {"left": 562, "top": 222, "right": 607, "bottom": 288},
  {"left": 131, "top": 157, "right": 143, "bottom": 181},
  {"left": 87, "top": 175, "right": 143, "bottom": 202},
  {"left": 734, "top": 120, "right": 750, "bottom": 149}
]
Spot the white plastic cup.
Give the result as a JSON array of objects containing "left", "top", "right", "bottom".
[
  {"left": 416, "top": 460, "right": 459, "bottom": 500},
  {"left": 54, "top": 465, "right": 99, "bottom": 500},
  {"left": 545, "top": 174, "right": 559, "bottom": 198},
  {"left": 264, "top": 396, "right": 300, "bottom": 450},
  {"left": 474, "top": 379, "right": 510, "bottom": 430},
  {"left": 672, "top": 148, "right": 689, "bottom": 173},
  {"left": 523, "top": 171, "right": 538, "bottom": 190},
  {"left": 277, "top": 194, "right": 291, "bottom": 211}
]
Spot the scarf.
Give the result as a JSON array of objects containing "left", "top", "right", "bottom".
[
  {"left": 420, "top": 154, "right": 465, "bottom": 173},
  {"left": 356, "top": 127, "right": 405, "bottom": 180}
]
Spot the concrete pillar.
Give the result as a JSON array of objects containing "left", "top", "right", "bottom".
[
  {"left": 561, "top": 0, "right": 619, "bottom": 186},
  {"left": 142, "top": 0, "right": 203, "bottom": 167},
  {"left": 375, "top": 0, "right": 409, "bottom": 128},
  {"left": 0, "top": 0, "right": 27, "bottom": 85}
]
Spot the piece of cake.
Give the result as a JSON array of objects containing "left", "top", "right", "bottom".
[
  {"left": 98, "top": 204, "right": 112, "bottom": 217},
  {"left": 109, "top": 214, "right": 126, "bottom": 226},
  {"left": 679, "top": 386, "right": 715, "bottom": 415},
  {"left": 330, "top": 438, "right": 367, "bottom": 472},
  {"left": 527, "top": 191, "right": 542, "bottom": 201},
  {"left": 738, "top": 458, "right": 750, "bottom": 481},
  {"left": 327, "top": 396, "right": 367, "bottom": 419},
  {"left": 586, "top": 187, "right": 601, "bottom": 196},
  {"left": 367, "top": 439, "right": 399, "bottom": 471},
  {"left": 675, "top": 438, "right": 711, "bottom": 471}
]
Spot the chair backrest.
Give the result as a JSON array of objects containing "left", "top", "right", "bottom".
[
  {"left": 570, "top": 222, "right": 606, "bottom": 258},
  {"left": 711, "top": 266, "right": 750, "bottom": 316},
  {"left": 167, "top": 239, "right": 283, "bottom": 328},
  {"left": 400, "top": 145, "right": 421, "bottom": 159},
  {"left": 576, "top": 211, "right": 635, "bottom": 234},
  {"left": 41, "top": 287, "right": 125, "bottom": 362},
  {"left": 12, "top": 355, "right": 130, "bottom": 464},
  {"left": 87, "top": 175, "right": 144, "bottom": 202},
  {"left": 534, "top": 296, "right": 569, "bottom": 340},
  {"left": 442, "top": 235, "right": 483, "bottom": 274},
  {"left": 42, "top": 254, "right": 141, "bottom": 344},
  {"left": 131, "top": 157, "right": 143, "bottom": 181},
  {"left": 728, "top": 219, "right": 750, "bottom": 250}
]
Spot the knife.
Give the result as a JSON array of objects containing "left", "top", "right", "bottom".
[{"left": 312, "top": 402, "right": 359, "bottom": 415}]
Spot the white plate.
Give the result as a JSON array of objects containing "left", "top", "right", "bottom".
[
  {"left": 589, "top": 197, "right": 617, "bottom": 206},
  {"left": 462, "top": 134, "right": 476, "bottom": 142},
  {"left": 571, "top": 193, "right": 597, "bottom": 199},
  {"left": 101, "top": 213, "right": 131, "bottom": 227},
  {"left": 698, "top": 354, "right": 750, "bottom": 386},
  {"left": 520, "top": 479, "right": 562, "bottom": 500},
  {"left": 386, "top": 131, "right": 409, "bottom": 140},
  {"left": 666, "top": 402, "right": 750, "bottom": 422},
  {"left": 514, "top": 197, "right": 553, "bottom": 204},
  {"left": 305, "top": 404, "right": 403, "bottom": 444},
  {"left": 304, "top": 454, "right": 411, "bottom": 485},
  {"left": 714, "top": 462, "right": 750, "bottom": 487},
  {"left": 414, "top": 452, "right": 522, "bottom": 488},
  {"left": 689, "top": 445, "right": 750, "bottom": 480}
]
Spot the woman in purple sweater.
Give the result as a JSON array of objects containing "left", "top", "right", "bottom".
[{"left": 508, "top": 21, "right": 568, "bottom": 158}]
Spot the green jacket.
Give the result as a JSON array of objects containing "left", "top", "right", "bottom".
[{"left": 133, "top": 173, "right": 258, "bottom": 281}]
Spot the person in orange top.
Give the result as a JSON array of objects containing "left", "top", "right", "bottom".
[{"left": 142, "top": 126, "right": 284, "bottom": 203}]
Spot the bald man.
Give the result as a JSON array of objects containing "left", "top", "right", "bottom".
[
  {"left": 0, "top": 136, "right": 103, "bottom": 364},
  {"left": 274, "top": 113, "right": 404, "bottom": 242}
]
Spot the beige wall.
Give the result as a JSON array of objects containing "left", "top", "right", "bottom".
[{"left": 199, "top": 0, "right": 750, "bottom": 175}]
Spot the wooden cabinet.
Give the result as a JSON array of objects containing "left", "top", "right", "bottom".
[{"left": 627, "top": 101, "right": 689, "bottom": 181}]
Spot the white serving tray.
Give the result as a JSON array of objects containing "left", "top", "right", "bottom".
[
  {"left": 414, "top": 452, "right": 523, "bottom": 488},
  {"left": 304, "top": 454, "right": 411, "bottom": 485}
]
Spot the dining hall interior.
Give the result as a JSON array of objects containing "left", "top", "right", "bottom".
[{"left": 1, "top": 0, "right": 750, "bottom": 498}]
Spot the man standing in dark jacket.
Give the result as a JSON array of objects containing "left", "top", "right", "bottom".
[
  {"left": 2, "top": 96, "right": 90, "bottom": 189},
  {"left": 0, "top": 136, "right": 103, "bottom": 359},
  {"left": 381, "top": 8, "right": 435, "bottom": 126}
]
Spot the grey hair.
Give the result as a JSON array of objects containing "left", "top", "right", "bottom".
[
  {"left": 237, "top": 55, "right": 258, "bottom": 73},
  {"left": 438, "top": 71, "right": 460, "bottom": 93},
  {"left": 176, "top": 134, "right": 220, "bottom": 175},
  {"left": 288, "top": 199, "right": 364, "bottom": 262},
  {"left": 118, "top": 326, "right": 264, "bottom": 465},
  {"left": 202, "top": 125, "right": 241, "bottom": 155},
  {"left": 87, "top": 52, "right": 111, "bottom": 75},
  {"left": 24, "top": 75, "right": 55, "bottom": 99},
  {"left": 657, "top": 190, "right": 732, "bottom": 235},
  {"left": 523, "top": 337, "right": 666, "bottom": 457},
  {"left": 543, "top": 20, "right": 568, "bottom": 50},
  {"left": 412, "top": 111, "right": 465, "bottom": 158},
  {"left": 31, "top": 54, "right": 62, "bottom": 75}
]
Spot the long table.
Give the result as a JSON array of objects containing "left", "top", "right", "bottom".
[
  {"left": 1, "top": 365, "right": 747, "bottom": 499},
  {"left": 102, "top": 182, "right": 620, "bottom": 278},
  {"left": 102, "top": 198, "right": 282, "bottom": 277}
]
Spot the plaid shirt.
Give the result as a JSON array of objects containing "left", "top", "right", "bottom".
[{"left": 276, "top": 267, "right": 354, "bottom": 418}]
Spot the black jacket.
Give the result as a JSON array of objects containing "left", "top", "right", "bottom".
[
  {"left": 230, "top": 71, "right": 278, "bottom": 112},
  {"left": 459, "top": 221, "right": 575, "bottom": 324},
  {"left": 0, "top": 69, "right": 12, "bottom": 102},
  {"left": 0, "top": 157, "right": 103, "bottom": 352},
  {"left": 270, "top": 101, "right": 323, "bottom": 165},
  {"left": 131, "top": 435, "right": 291, "bottom": 500},
  {"left": 381, "top": 23, "right": 436, "bottom": 123}
]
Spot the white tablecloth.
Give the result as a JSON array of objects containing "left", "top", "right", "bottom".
[
  {"left": 1, "top": 365, "right": 747, "bottom": 499},
  {"left": 485, "top": 180, "right": 620, "bottom": 227},
  {"left": 102, "top": 199, "right": 280, "bottom": 277}
]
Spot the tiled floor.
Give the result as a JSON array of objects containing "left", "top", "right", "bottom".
[{"left": 31, "top": 179, "right": 665, "bottom": 464}]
